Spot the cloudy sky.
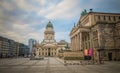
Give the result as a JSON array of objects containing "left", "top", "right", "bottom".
[{"left": 0, "top": 0, "right": 120, "bottom": 45}]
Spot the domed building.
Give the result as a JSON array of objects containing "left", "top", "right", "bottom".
[{"left": 32, "top": 21, "right": 69, "bottom": 57}]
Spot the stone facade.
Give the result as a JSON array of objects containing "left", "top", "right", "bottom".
[
  {"left": 70, "top": 10, "right": 120, "bottom": 61},
  {"left": 32, "top": 21, "right": 68, "bottom": 57}
]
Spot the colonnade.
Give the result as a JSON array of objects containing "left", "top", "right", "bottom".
[
  {"left": 38, "top": 48, "right": 57, "bottom": 56},
  {"left": 71, "top": 32, "right": 82, "bottom": 51}
]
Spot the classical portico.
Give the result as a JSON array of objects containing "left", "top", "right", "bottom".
[
  {"left": 70, "top": 10, "right": 120, "bottom": 61},
  {"left": 70, "top": 26, "right": 90, "bottom": 51},
  {"left": 40, "top": 43, "right": 58, "bottom": 56}
]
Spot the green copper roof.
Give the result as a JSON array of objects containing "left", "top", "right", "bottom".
[{"left": 46, "top": 21, "right": 53, "bottom": 28}]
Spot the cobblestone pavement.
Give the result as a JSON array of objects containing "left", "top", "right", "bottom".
[{"left": 0, "top": 57, "right": 120, "bottom": 73}]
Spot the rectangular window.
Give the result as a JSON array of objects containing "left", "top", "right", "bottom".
[
  {"left": 109, "top": 16, "right": 111, "bottom": 21},
  {"left": 104, "top": 16, "right": 106, "bottom": 20},
  {"left": 98, "top": 16, "right": 100, "bottom": 21},
  {"left": 118, "top": 16, "right": 120, "bottom": 19},
  {"left": 113, "top": 16, "right": 116, "bottom": 21}
]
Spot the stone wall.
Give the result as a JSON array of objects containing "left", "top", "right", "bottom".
[{"left": 63, "top": 51, "right": 83, "bottom": 58}]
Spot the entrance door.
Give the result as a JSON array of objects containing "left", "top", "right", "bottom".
[
  {"left": 108, "top": 53, "right": 112, "bottom": 61},
  {"left": 48, "top": 48, "right": 50, "bottom": 56}
]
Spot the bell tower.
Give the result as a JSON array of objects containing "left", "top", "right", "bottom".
[{"left": 44, "top": 21, "right": 55, "bottom": 42}]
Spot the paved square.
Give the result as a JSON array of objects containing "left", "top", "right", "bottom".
[{"left": 0, "top": 57, "right": 120, "bottom": 73}]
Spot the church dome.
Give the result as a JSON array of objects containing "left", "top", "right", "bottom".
[{"left": 46, "top": 21, "right": 53, "bottom": 28}]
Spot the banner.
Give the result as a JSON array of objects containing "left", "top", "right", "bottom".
[
  {"left": 88, "top": 48, "right": 93, "bottom": 56},
  {"left": 84, "top": 49, "right": 88, "bottom": 56}
]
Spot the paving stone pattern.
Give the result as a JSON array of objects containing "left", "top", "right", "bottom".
[{"left": 0, "top": 57, "right": 120, "bottom": 73}]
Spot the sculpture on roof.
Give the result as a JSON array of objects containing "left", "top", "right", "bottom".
[{"left": 81, "top": 9, "right": 87, "bottom": 16}]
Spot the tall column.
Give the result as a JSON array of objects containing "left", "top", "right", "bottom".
[
  {"left": 73, "top": 37, "right": 74, "bottom": 51},
  {"left": 89, "top": 32, "right": 91, "bottom": 48},
  {"left": 80, "top": 32, "right": 82, "bottom": 50},
  {"left": 74, "top": 36, "right": 76, "bottom": 51},
  {"left": 78, "top": 33, "right": 80, "bottom": 51},
  {"left": 77, "top": 34, "right": 78, "bottom": 51},
  {"left": 72, "top": 37, "right": 73, "bottom": 50},
  {"left": 77, "top": 34, "right": 79, "bottom": 51},
  {"left": 74, "top": 36, "right": 75, "bottom": 51},
  {"left": 87, "top": 33, "right": 89, "bottom": 49},
  {"left": 77, "top": 33, "right": 79, "bottom": 51},
  {"left": 72, "top": 37, "right": 74, "bottom": 50},
  {"left": 75, "top": 35, "right": 77, "bottom": 51},
  {"left": 76, "top": 35, "right": 77, "bottom": 51},
  {"left": 76, "top": 35, "right": 78, "bottom": 51},
  {"left": 71, "top": 37, "right": 72, "bottom": 49},
  {"left": 72, "top": 37, "right": 73, "bottom": 51}
]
